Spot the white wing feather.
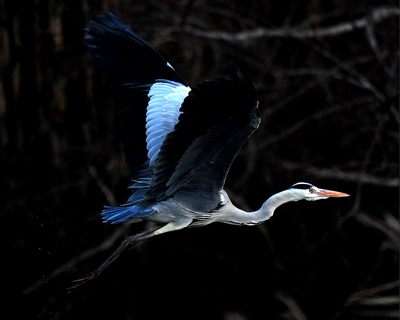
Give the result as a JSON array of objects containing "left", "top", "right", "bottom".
[{"left": 146, "top": 80, "right": 190, "bottom": 166}]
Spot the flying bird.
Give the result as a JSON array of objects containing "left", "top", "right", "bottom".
[{"left": 73, "top": 13, "right": 349, "bottom": 288}]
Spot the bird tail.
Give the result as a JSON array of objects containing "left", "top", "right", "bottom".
[
  {"left": 101, "top": 204, "right": 154, "bottom": 224},
  {"left": 101, "top": 173, "right": 154, "bottom": 224}
]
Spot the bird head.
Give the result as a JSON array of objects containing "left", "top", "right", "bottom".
[{"left": 289, "top": 182, "right": 349, "bottom": 201}]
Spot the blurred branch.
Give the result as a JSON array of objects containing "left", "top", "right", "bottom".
[
  {"left": 390, "top": 105, "right": 399, "bottom": 123},
  {"left": 261, "top": 81, "right": 320, "bottom": 118},
  {"left": 346, "top": 280, "right": 400, "bottom": 303},
  {"left": 303, "top": 41, "right": 386, "bottom": 102},
  {"left": 273, "top": 67, "right": 381, "bottom": 91},
  {"left": 319, "top": 113, "right": 394, "bottom": 245},
  {"left": 258, "top": 97, "right": 377, "bottom": 150},
  {"left": 275, "top": 291, "right": 307, "bottom": 320},
  {"left": 88, "top": 165, "right": 118, "bottom": 206},
  {"left": 353, "top": 296, "right": 399, "bottom": 306},
  {"left": 350, "top": 310, "right": 399, "bottom": 318},
  {"left": 355, "top": 213, "right": 399, "bottom": 244},
  {"left": 182, "top": 6, "right": 395, "bottom": 102},
  {"left": 282, "top": 162, "right": 399, "bottom": 188},
  {"left": 182, "top": 7, "right": 399, "bottom": 41},
  {"left": 350, "top": 113, "right": 391, "bottom": 213},
  {"left": 23, "top": 227, "right": 124, "bottom": 294},
  {"left": 340, "top": 279, "right": 400, "bottom": 319}
]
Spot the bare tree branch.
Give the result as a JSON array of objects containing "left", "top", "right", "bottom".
[
  {"left": 258, "top": 97, "right": 377, "bottom": 150},
  {"left": 346, "top": 280, "right": 400, "bottom": 304},
  {"left": 303, "top": 41, "right": 387, "bottom": 102},
  {"left": 182, "top": 7, "right": 399, "bottom": 41},
  {"left": 282, "top": 162, "right": 399, "bottom": 188},
  {"left": 356, "top": 213, "right": 399, "bottom": 245},
  {"left": 88, "top": 165, "right": 118, "bottom": 206},
  {"left": 273, "top": 68, "right": 377, "bottom": 90},
  {"left": 275, "top": 291, "right": 308, "bottom": 320}
]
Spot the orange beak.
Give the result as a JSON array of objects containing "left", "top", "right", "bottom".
[{"left": 317, "top": 189, "right": 350, "bottom": 198}]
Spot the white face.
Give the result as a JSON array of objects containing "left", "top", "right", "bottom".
[
  {"left": 303, "top": 186, "right": 329, "bottom": 201},
  {"left": 290, "top": 184, "right": 326, "bottom": 201},
  {"left": 290, "top": 182, "right": 349, "bottom": 201}
]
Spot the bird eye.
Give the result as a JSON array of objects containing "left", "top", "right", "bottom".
[{"left": 309, "top": 187, "right": 316, "bottom": 193}]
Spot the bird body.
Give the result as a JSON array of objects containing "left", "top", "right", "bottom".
[{"left": 72, "top": 13, "right": 349, "bottom": 288}]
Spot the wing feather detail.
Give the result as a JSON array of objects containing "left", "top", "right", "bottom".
[
  {"left": 146, "top": 80, "right": 190, "bottom": 166},
  {"left": 85, "top": 12, "right": 187, "bottom": 176},
  {"left": 147, "top": 72, "right": 260, "bottom": 212}
]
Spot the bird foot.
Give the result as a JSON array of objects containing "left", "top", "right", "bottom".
[{"left": 68, "top": 273, "right": 98, "bottom": 291}]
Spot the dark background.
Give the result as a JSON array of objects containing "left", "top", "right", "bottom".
[{"left": 2, "top": 0, "right": 399, "bottom": 319}]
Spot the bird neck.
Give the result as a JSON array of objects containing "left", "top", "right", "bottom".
[
  {"left": 224, "top": 189, "right": 298, "bottom": 226},
  {"left": 258, "top": 189, "right": 299, "bottom": 220}
]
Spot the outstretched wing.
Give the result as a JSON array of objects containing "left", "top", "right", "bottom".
[
  {"left": 147, "top": 72, "right": 260, "bottom": 212},
  {"left": 85, "top": 13, "right": 188, "bottom": 177},
  {"left": 86, "top": 14, "right": 260, "bottom": 215}
]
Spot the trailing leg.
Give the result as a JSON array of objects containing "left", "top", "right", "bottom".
[
  {"left": 70, "top": 229, "right": 154, "bottom": 289},
  {"left": 70, "top": 217, "right": 192, "bottom": 290}
]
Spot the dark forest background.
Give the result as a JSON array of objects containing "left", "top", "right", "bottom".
[{"left": 2, "top": 0, "right": 399, "bottom": 319}]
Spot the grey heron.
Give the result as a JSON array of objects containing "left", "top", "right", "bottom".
[{"left": 72, "top": 13, "right": 349, "bottom": 288}]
